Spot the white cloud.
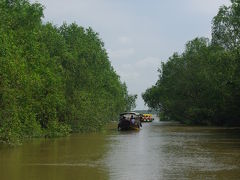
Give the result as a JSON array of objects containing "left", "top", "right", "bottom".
[
  {"left": 120, "top": 72, "right": 140, "bottom": 81},
  {"left": 115, "top": 56, "right": 160, "bottom": 93},
  {"left": 108, "top": 48, "right": 135, "bottom": 59},
  {"left": 118, "top": 36, "right": 132, "bottom": 44},
  {"left": 115, "top": 56, "right": 160, "bottom": 110},
  {"left": 136, "top": 57, "right": 160, "bottom": 69},
  {"left": 186, "top": 0, "right": 230, "bottom": 15}
]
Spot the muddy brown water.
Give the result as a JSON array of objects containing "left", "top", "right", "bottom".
[{"left": 0, "top": 116, "right": 240, "bottom": 180}]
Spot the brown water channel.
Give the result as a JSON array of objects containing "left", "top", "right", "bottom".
[{"left": 1, "top": 117, "right": 240, "bottom": 180}]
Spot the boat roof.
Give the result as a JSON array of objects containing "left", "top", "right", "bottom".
[
  {"left": 120, "top": 112, "right": 140, "bottom": 116},
  {"left": 143, "top": 113, "right": 152, "bottom": 116}
]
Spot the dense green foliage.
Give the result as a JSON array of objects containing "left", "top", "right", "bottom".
[
  {"left": 124, "top": 89, "right": 137, "bottom": 112},
  {"left": 0, "top": 0, "right": 135, "bottom": 144},
  {"left": 143, "top": 1, "right": 240, "bottom": 126},
  {"left": 212, "top": 0, "right": 240, "bottom": 51}
]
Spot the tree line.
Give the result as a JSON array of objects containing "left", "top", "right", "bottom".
[
  {"left": 0, "top": 0, "right": 136, "bottom": 144},
  {"left": 142, "top": 0, "right": 240, "bottom": 126}
]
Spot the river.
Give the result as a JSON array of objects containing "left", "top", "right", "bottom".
[{"left": 0, "top": 116, "right": 240, "bottom": 180}]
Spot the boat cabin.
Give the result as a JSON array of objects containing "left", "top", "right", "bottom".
[{"left": 118, "top": 112, "right": 142, "bottom": 130}]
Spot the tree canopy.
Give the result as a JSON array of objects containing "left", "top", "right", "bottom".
[
  {"left": 0, "top": 0, "right": 136, "bottom": 144},
  {"left": 143, "top": 1, "right": 240, "bottom": 126},
  {"left": 212, "top": 0, "right": 240, "bottom": 51}
]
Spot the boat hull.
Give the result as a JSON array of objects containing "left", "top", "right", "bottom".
[{"left": 118, "top": 120, "right": 140, "bottom": 131}]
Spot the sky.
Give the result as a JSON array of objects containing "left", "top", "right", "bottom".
[{"left": 31, "top": 0, "right": 230, "bottom": 110}]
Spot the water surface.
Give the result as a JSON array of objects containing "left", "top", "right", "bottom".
[{"left": 0, "top": 117, "right": 240, "bottom": 180}]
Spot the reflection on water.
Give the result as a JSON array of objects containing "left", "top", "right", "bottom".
[{"left": 0, "top": 117, "right": 240, "bottom": 180}]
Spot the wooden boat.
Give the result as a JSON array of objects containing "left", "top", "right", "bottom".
[{"left": 117, "top": 112, "right": 142, "bottom": 131}]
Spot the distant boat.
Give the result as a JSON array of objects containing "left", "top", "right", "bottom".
[
  {"left": 141, "top": 113, "right": 154, "bottom": 122},
  {"left": 117, "top": 112, "right": 142, "bottom": 131}
]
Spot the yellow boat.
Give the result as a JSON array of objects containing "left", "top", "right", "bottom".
[{"left": 141, "top": 114, "right": 154, "bottom": 122}]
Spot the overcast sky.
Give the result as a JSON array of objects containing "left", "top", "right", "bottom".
[{"left": 32, "top": 0, "right": 230, "bottom": 110}]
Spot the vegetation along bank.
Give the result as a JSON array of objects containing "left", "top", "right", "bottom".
[
  {"left": 142, "top": 0, "right": 240, "bottom": 126},
  {"left": 0, "top": 0, "right": 137, "bottom": 144}
]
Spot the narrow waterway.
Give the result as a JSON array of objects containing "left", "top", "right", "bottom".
[{"left": 0, "top": 117, "right": 240, "bottom": 180}]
